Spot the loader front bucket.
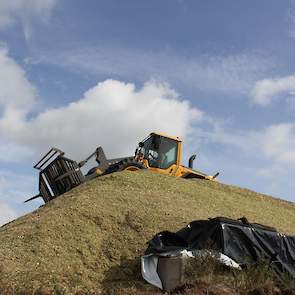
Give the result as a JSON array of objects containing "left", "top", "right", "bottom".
[{"left": 26, "top": 148, "right": 85, "bottom": 203}]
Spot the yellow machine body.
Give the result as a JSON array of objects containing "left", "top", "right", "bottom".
[{"left": 135, "top": 132, "right": 218, "bottom": 181}]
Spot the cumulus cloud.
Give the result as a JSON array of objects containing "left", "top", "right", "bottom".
[
  {"left": 0, "top": 79, "right": 202, "bottom": 160},
  {"left": 0, "top": 47, "right": 36, "bottom": 112},
  {"left": 0, "top": 49, "right": 206, "bottom": 218},
  {"left": 247, "top": 123, "right": 295, "bottom": 197},
  {"left": 205, "top": 121, "right": 295, "bottom": 166},
  {"left": 0, "top": 47, "right": 36, "bottom": 159},
  {"left": 206, "top": 122, "right": 295, "bottom": 187},
  {"left": 0, "top": 48, "right": 202, "bottom": 164},
  {"left": 251, "top": 75, "right": 295, "bottom": 106},
  {"left": 0, "top": 0, "right": 58, "bottom": 38},
  {"left": 0, "top": 142, "right": 33, "bottom": 163},
  {"left": 257, "top": 123, "right": 295, "bottom": 165},
  {"left": 0, "top": 50, "right": 202, "bottom": 161}
]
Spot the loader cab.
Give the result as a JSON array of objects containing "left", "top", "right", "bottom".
[{"left": 137, "top": 133, "right": 182, "bottom": 170}]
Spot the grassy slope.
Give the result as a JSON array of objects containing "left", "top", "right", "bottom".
[{"left": 0, "top": 171, "right": 295, "bottom": 294}]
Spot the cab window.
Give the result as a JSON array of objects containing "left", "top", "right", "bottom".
[
  {"left": 159, "top": 137, "right": 178, "bottom": 169},
  {"left": 143, "top": 136, "right": 178, "bottom": 169}
]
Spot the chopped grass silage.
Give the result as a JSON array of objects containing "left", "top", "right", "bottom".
[{"left": 0, "top": 170, "right": 295, "bottom": 294}]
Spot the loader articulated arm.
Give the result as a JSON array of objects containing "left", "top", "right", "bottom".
[{"left": 78, "top": 147, "right": 108, "bottom": 171}]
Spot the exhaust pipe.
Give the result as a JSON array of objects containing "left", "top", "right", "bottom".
[{"left": 188, "top": 155, "right": 196, "bottom": 169}]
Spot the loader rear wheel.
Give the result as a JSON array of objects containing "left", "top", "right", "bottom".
[
  {"left": 123, "top": 165, "right": 141, "bottom": 171},
  {"left": 116, "top": 160, "right": 146, "bottom": 172},
  {"left": 104, "top": 159, "right": 146, "bottom": 175}
]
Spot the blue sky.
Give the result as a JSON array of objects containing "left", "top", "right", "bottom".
[{"left": 1, "top": 0, "right": 295, "bottom": 225}]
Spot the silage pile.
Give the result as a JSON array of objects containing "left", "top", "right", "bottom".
[{"left": 0, "top": 171, "right": 295, "bottom": 294}]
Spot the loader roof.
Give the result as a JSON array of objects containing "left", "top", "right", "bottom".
[{"left": 151, "top": 132, "right": 182, "bottom": 142}]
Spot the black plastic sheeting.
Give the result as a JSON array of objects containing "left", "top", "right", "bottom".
[{"left": 145, "top": 217, "right": 295, "bottom": 278}]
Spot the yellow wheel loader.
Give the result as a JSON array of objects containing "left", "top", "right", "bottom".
[
  {"left": 26, "top": 132, "right": 219, "bottom": 203},
  {"left": 104, "top": 132, "right": 219, "bottom": 180}
]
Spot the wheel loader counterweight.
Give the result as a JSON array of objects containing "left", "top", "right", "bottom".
[{"left": 26, "top": 132, "right": 219, "bottom": 203}]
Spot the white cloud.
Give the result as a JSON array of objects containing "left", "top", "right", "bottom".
[
  {"left": 32, "top": 47, "right": 273, "bottom": 97},
  {"left": 191, "top": 120, "right": 295, "bottom": 199},
  {"left": 251, "top": 75, "right": 295, "bottom": 106},
  {"left": 0, "top": 47, "right": 36, "bottom": 149},
  {"left": 0, "top": 0, "right": 58, "bottom": 39},
  {"left": 0, "top": 49, "right": 203, "bottom": 160},
  {"left": 0, "top": 47, "right": 36, "bottom": 112},
  {"left": 204, "top": 121, "right": 295, "bottom": 166},
  {"left": 0, "top": 49, "right": 204, "bottom": 220},
  {"left": 0, "top": 142, "right": 33, "bottom": 163},
  {"left": 257, "top": 123, "right": 295, "bottom": 165},
  {"left": 0, "top": 170, "right": 36, "bottom": 203},
  {"left": 201, "top": 121, "right": 295, "bottom": 185},
  {"left": 0, "top": 78, "right": 202, "bottom": 160}
]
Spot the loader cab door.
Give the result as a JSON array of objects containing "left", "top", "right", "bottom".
[{"left": 142, "top": 134, "right": 179, "bottom": 171}]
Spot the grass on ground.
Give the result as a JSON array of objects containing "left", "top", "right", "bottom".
[{"left": 0, "top": 170, "right": 295, "bottom": 294}]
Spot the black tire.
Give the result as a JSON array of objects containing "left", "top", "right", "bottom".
[
  {"left": 103, "top": 159, "right": 146, "bottom": 175},
  {"left": 86, "top": 167, "right": 98, "bottom": 176}
]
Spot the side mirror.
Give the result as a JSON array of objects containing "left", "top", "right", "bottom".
[{"left": 139, "top": 142, "right": 144, "bottom": 148}]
